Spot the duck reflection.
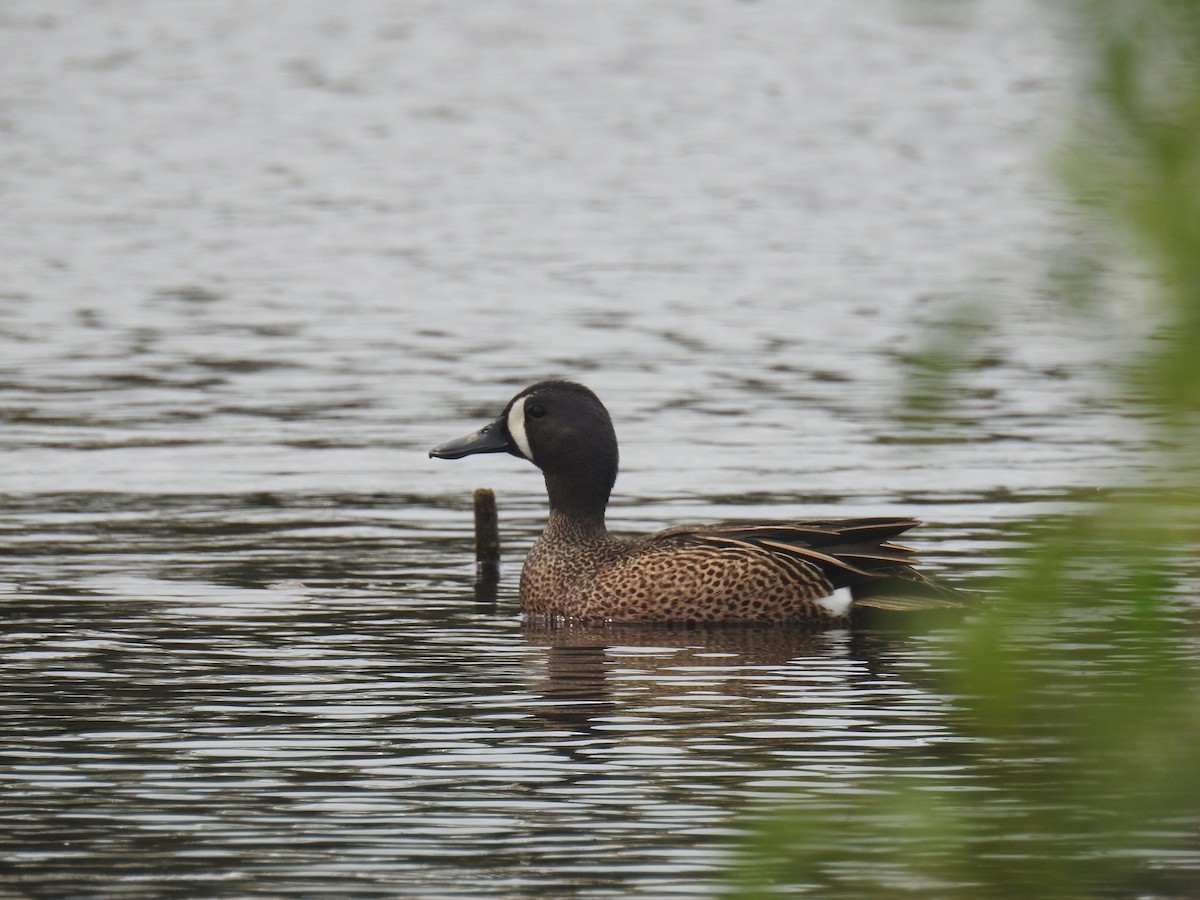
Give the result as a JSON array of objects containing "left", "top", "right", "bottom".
[{"left": 521, "top": 619, "right": 908, "bottom": 734}]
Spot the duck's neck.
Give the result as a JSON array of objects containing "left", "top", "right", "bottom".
[
  {"left": 543, "top": 509, "right": 609, "bottom": 546},
  {"left": 543, "top": 470, "right": 610, "bottom": 541}
]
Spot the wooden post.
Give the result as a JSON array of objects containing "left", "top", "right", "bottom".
[{"left": 473, "top": 487, "right": 500, "bottom": 573}]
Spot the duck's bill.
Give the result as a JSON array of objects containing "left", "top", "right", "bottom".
[{"left": 429, "top": 419, "right": 511, "bottom": 459}]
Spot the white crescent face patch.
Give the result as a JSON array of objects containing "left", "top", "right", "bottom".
[{"left": 507, "top": 395, "right": 534, "bottom": 461}]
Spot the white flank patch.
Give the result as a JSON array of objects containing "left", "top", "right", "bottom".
[
  {"left": 507, "top": 395, "right": 534, "bottom": 461},
  {"left": 815, "top": 586, "right": 854, "bottom": 617}
]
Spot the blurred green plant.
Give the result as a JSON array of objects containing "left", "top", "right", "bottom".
[{"left": 728, "top": 1, "right": 1200, "bottom": 896}]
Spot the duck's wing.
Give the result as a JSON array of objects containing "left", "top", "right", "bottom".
[
  {"left": 645, "top": 517, "right": 974, "bottom": 610},
  {"left": 647, "top": 517, "right": 919, "bottom": 579}
]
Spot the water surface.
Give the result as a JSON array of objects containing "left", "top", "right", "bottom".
[{"left": 2, "top": 1, "right": 1193, "bottom": 896}]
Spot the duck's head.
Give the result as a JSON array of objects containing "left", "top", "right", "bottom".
[{"left": 430, "top": 381, "right": 619, "bottom": 519}]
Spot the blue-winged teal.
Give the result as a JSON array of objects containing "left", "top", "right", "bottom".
[{"left": 430, "top": 381, "right": 968, "bottom": 624}]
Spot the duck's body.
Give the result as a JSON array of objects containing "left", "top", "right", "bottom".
[{"left": 431, "top": 381, "right": 966, "bottom": 624}]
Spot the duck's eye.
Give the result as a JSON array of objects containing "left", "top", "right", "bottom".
[{"left": 528, "top": 403, "right": 546, "bottom": 419}]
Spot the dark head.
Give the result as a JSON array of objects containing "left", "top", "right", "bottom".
[{"left": 429, "top": 381, "right": 619, "bottom": 520}]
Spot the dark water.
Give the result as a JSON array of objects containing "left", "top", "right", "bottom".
[{"left": 1, "top": 1, "right": 1195, "bottom": 897}]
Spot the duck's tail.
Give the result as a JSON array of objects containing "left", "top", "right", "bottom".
[{"left": 851, "top": 568, "right": 980, "bottom": 616}]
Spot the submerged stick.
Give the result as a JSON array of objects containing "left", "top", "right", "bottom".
[{"left": 473, "top": 487, "right": 500, "bottom": 573}]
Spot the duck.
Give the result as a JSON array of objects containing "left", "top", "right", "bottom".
[{"left": 430, "top": 380, "right": 970, "bottom": 624}]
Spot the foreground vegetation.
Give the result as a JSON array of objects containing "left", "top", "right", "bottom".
[{"left": 729, "top": 1, "right": 1200, "bottom": 895}]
